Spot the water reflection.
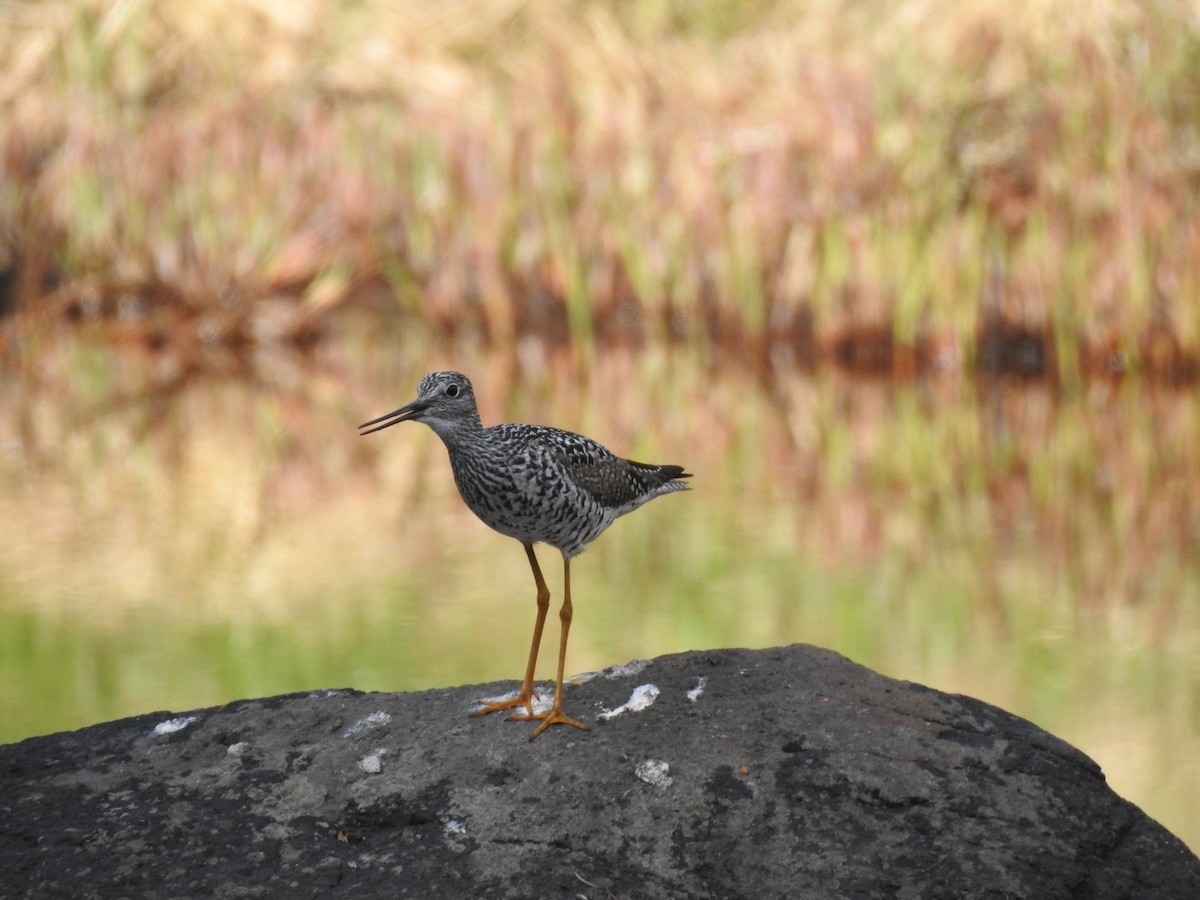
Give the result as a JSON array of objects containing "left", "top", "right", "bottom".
[{"left": 0, "top": 326, "right": 1197, "bottom": 850}]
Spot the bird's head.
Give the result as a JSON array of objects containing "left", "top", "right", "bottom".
[{"left": 359, "top": 371, "right": 481, "bottom": 437}]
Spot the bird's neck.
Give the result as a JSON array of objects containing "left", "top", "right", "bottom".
[{"left": 425, "top": 414, "right": 485, "bottom": 449}]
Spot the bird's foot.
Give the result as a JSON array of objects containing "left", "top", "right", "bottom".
[
  {"left": 512, "top": 707, "right": 589, "bottom": 739},
  {"left": 471, "top": 691, "right": 538, "bottom": 719}
]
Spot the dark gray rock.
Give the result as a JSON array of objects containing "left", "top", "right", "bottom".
[{"left": 1, "top": 644, "right": 1197, "bottom": 899}]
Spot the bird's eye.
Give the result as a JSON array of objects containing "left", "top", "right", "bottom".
[{"left": 445, "top": 384, "right": 460, "bottom": 398}]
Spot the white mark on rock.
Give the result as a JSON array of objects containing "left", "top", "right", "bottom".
[
  {"left": 686, "top": 677, "right": 707, "bottom": 702},
  {"left": 227, "top": 741, "right": 249, "bottom": 757},
  {"left": 444, "top": 817, "right": 468, "bottom": 852},
  {"left": 152, "top": 716, "right": 199, "bottom": 736},
  {"left": 598, "top": 683, "right": 660, "bottom": 721},
  {"left": 605, "top": 659, "right": 649, "bottom": 679},
  {"left": 472, "top": 689, "right": 553, "bottom": 715},
  {"left": 342, "top": 711, "right": 391, "bottom": 737},
  {"left": 635, "top": 759, "right": 673, "bottom": 788},
  {"left": 471, "top": 690, "right": 520, "bottom": 713},
  {"left": 359, "top": 749, "right": 387, "bottom": 774}
]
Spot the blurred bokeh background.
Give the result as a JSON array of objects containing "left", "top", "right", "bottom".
[{"left": 1, "top": 0, "right": 1197, "bottom": 850}]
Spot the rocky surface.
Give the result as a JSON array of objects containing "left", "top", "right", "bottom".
[{"left": 2, "top": 644, "right": 1198, "bottom": 899}]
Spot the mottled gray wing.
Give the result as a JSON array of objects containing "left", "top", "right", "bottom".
[{"left": 550, "top": 433, "right": 687, "bottom": 510}]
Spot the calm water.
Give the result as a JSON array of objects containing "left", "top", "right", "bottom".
[{"left": 1, "top": 327, "right": 1197, "bottom": 851}]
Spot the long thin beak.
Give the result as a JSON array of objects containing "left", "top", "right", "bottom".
[{"left": 358, "top": 399, "right": 429, "bottom": 435}]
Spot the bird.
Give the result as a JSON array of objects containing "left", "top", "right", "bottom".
[{"left": 359, "top": 371, "right": 691, "bottom": 738}]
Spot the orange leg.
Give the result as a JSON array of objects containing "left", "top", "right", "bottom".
[
  {"left": 472, "top": 543, "right": 548, "bottom": 719},
  {"left": 513, "top": 554, "right": 589, "bottom": 738}
]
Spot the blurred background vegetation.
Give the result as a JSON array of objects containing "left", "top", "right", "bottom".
[{"left": 1, "top": 0, "right": 1197, "bottom": 850}]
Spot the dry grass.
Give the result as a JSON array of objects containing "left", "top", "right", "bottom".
[{"left": 2, "top": 0, "right": 1199, "bottom": 381}]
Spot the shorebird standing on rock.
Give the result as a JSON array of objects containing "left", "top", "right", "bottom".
[{"left": 360, "top": 371, "right": 691, "bottom": 738}]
